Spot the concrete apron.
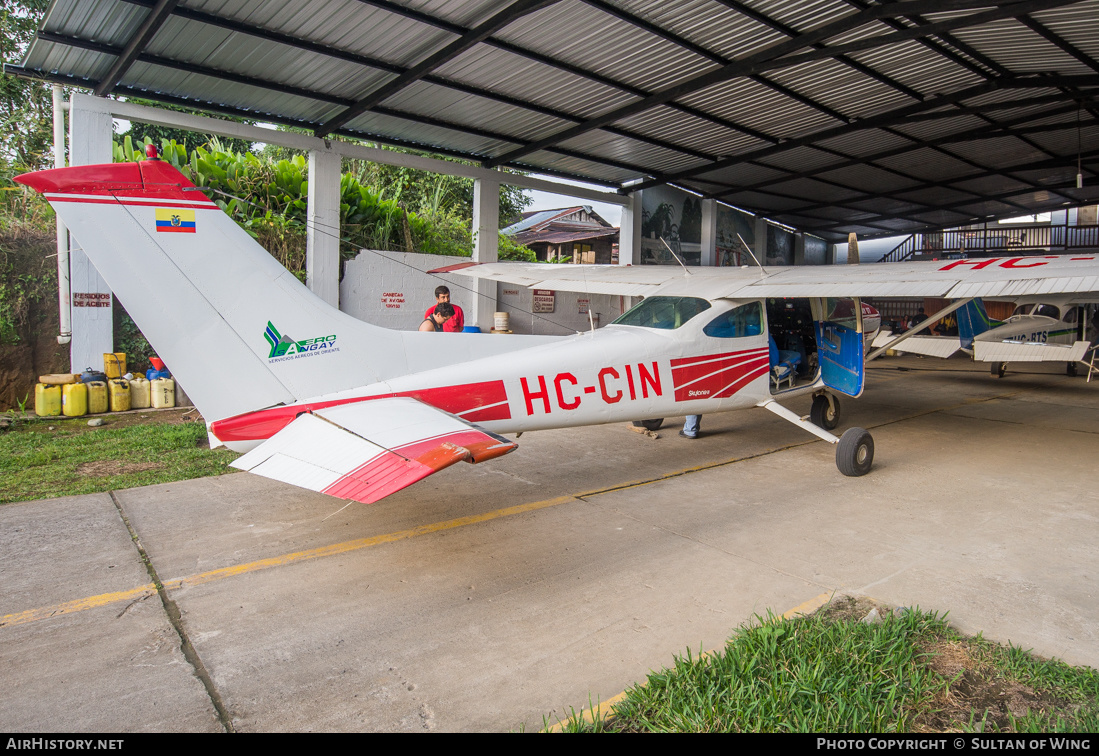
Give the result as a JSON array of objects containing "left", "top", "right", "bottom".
[{"left": 2, "top": 355, "right": 1097, "bottom": 732}]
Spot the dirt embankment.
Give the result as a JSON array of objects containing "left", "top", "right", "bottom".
[{"left": 0, "top": 229, "right": 69, "bottom": 411}]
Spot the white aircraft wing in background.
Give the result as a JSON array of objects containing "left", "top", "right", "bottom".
[{"left": 434, "top": 256, "right": 1099, "bottom": 300}]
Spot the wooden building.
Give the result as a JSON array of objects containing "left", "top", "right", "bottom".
[{"left": 502, "top": 207, "right": 619, "bottom": 264}]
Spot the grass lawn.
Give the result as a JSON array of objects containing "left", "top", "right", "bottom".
[
  {"left": 552, "top": 597, "right": 1099, "bottom": 733},
  {"left": 0, "top": 409, "right": 239, "bottom": 504}
]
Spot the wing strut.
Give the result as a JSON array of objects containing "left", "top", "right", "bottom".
[
  {"left": 866, "top": 298, "right": 974, "bottom": 362},
  {"left": 757, "top": 400, "right": 875, "bottom": 477}
]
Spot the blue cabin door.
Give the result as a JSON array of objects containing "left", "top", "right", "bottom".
[{"left": 816, "top": 297, "right": 865, "bottom": 398}]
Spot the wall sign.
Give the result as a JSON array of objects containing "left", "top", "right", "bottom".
[
  {"left": 73, "top": 293, "right": 111, "bottom": 308},
  {"left": 381, "top": 291, "right": 404, "bottom": 309},
  {"left": 533, "top": 289, "right": 555, "bottom": 313}
]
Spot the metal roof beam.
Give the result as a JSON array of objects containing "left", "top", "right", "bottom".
[
  {"left": 1018, "top": 15, "right": 1099, "bottom": 76},
  {"left": 723, "top": 109, "right": 1097, "bottom": 197},
  {"left": 631, "top": 74, "right": 1099, "bottom": 192},
  {"left": 314, "top": 0, "right": 562, "bottom": 137},
  {"left": 783, "top": 152, "right": 1099, "bottom": 231},
  {"left": 119, "top": 0, "right": 719, "bottom": 161},
  {"left": 93, "top": 0, "right": 179, "bottom": 97},
  {"left": 712, "top": 0, "right": 926, "bottom": 101},
  {"left": 118, "top": 0, "right": 781, "bottom": 151},
  {"left": 485, "top": 0, "right": 1079, "bottom": 168},
  {"left": 38, "top": 28, "right": 712, "bottom": 179}
]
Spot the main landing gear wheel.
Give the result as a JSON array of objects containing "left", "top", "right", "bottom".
[
  {"left": 810, "top": 395, "right": 840, "bottom": 431},
  {"left": 836, "top": 428, "right": 874, "bottom": 477},
  {"left": 992, "top": 362, "right": 1006, "bottom": 378},
  {"left": 632, "top": 419, "right": 664, "bottom": 431}
]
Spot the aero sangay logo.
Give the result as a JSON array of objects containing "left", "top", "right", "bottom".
[{"left": 264, "top": 322, "right": 338, "bottom": 362}]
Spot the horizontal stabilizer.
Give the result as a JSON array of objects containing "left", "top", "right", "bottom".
[
  {"left": 871, "top": 331, "right": 961, "bottom": 358},
  {"left": 974, "top": 340, "right": 1092, "bottom": 364},
  {"left": 231, "top": 397, "right": 517, "bottom": 504}
]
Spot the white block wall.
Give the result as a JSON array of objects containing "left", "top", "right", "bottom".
[{"left": 339, "top": 250, "right": 630, "bottom": 335}]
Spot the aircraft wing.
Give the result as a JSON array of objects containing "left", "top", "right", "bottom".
[
  {"left": 435, "top": 256, "right": 1099, "bottom": 300},
  {"left": 973, "top": 340, "right": 1093, "bottom": 364},
  {"left": 230, "top": 397, "right": 516, "bottom": 504},
  {"left": 870, "top": 331, "right": 962, "bottom": 358}
]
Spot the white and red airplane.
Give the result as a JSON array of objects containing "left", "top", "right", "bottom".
[
  {"left": 16, "top": 156, "right": 1099, "bottom": 505},
  {"left": 871, "top": 296, "right": 1096, "bottom": 377}
]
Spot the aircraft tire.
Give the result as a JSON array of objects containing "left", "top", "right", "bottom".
[
  {"left": 1067, "top": 362, "right": 1078, "bottom": 377},
  {"left": 992, "top": 362, "right": 1006, "bottom": 378},
  {"left": 632, "top": 419, "right": 664, "bottom": 431},
  {"left": 836, "top": 428, "right": 874, "bottom": 477},
  {"left": 810, "top": 395, "right": 840, "bottom": 430}
]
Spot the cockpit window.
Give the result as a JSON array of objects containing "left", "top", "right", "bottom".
[
  {"left": 1011, "top": 304, "right": 1031, "bottom": 317},
  {"left": 703, "top": 302, "right": 763, "bottom": 338},
  {"left": 1064, "top": 307, "right": 1078, "bottom": 324},
  {"left": 613, "top": 296, "right": 712, "bottom": 329},
  {"left": 1034, "top": 304, "right": 1060, "bottom": 319}
]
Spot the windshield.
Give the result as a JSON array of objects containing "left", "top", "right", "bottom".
[
  {"left": 613, "top": 296, "right": 712, "bottom": 329},
  {"left": 703, "top": 302, "right": 763, "bottom": 338}
]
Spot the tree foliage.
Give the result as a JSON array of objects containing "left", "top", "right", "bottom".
[
  {"left": 120, "top": 97, "right": 256, "bottom": 155},
  {"left": 114, "top": 135, "right": 536, "bottom": 272},
  {"left": 1, "top": 0, "right": 55, "bottom": 175}
]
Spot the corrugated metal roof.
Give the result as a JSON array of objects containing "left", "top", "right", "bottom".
[{"left": 10, "top": 0, "right": 1099, "bottom": 241}]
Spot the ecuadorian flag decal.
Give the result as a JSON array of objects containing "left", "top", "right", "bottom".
[{"left": 155, "top": 208, "right": 196, "bottom": 233}]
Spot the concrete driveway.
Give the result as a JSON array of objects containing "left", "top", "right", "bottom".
[{"left": 2, "top": 356, "right": 1097, "bottom": 732}]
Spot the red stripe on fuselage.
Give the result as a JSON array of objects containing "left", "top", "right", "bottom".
[
  {"left": 46, "top": 196, "right": 218, "bottom": 209},
  {"left": 671, "top": 350, "right": 769, "bottom": 402},
  {"left": 210, "top": 380, "right": 511, "bottom": 442}
]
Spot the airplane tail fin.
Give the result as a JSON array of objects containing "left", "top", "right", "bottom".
[
  {"left": 956, "top": 299, "right": 1002, "bottom": 349},
  {"left": 16, "top": 159, "right": 411, "bottom": 422}
]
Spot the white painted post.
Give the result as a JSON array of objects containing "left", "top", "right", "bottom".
[
  {"left": 700, "top": 198, "right": 717, "bottom": 267},
  {"left": 67, "top": 95, "right": 114, "bottom": 373},
  {"left": 306, "top": 148, "right": 342, "bottom": 308},
  {"left": 52, "top": 85, "right": 71, "bottom": 348},
  {"left": 471, "top": 177, "right": 500, "bottom": 331},
  {"left": 618, "top": 190, "right": 642, "bottom": 266},
  {"left": 754, "top": 217, "right": 769, "bottom": 266}
]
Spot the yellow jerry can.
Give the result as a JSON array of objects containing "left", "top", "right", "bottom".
[
  {"left": 129, "top": 377, "right": 151, "bottom": 409},
  {"left": 62, "top": 382, "right": 88, "bottom": 417},
  {"left": 85, "top": 381, "right": 108, "bottom": 414},
  {"left": 150, "top": 377, "right": 175, "bottom": 409},
  {"left": 34, "top": 383, "right": 61, "bottom": 417},
  {"left": 103, "top": 352, "right": 127, "bottom": 379},
  {"left": 108, "top": 379, "right": 131, "bottom": 412}
]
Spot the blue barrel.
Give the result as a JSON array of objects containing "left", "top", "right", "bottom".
[{"left": 81, "top": 367, "right": 107, "bottom": 383}]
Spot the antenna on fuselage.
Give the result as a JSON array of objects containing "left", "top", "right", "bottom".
[
  {"left": 737, "top": 233, "right": 766, "bottom": 276},
  {"left": 660, "top": 237, "right": 692, "bottom": 276}
]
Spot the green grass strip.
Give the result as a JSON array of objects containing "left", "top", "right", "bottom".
[
  {"left": 553, "top": 607, "right": 1099, "bottom": 733},
  {"left": 0, "top": 417, "right": 238, "bottom": 504}
]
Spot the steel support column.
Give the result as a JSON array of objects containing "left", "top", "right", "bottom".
[
  {"left": 471, "top": 178, "right": 500, "bottom": 331},
  {"left": 67, "top": 94, "right": 114, "bottom": 372},
  {"left": 701, "top": 199, "right": 717, "bottom": 267},
  {"left": 306, "top": 148, "right": 341, "bottom": 308},
  {"left": 618, "top": 191, "right": 642, "bottom": 266}
]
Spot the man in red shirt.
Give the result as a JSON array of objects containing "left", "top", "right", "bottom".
[{"left": 423, "top": 285, "right": 464, "bottom": 332}]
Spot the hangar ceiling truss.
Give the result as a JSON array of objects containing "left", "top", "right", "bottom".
[{"left": 10, "top": 0, "right": 1099, "bottom": 240}]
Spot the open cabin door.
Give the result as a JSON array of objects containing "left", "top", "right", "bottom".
[{"left": 815, "top": 297, "right": 865, "bottom": 398}]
